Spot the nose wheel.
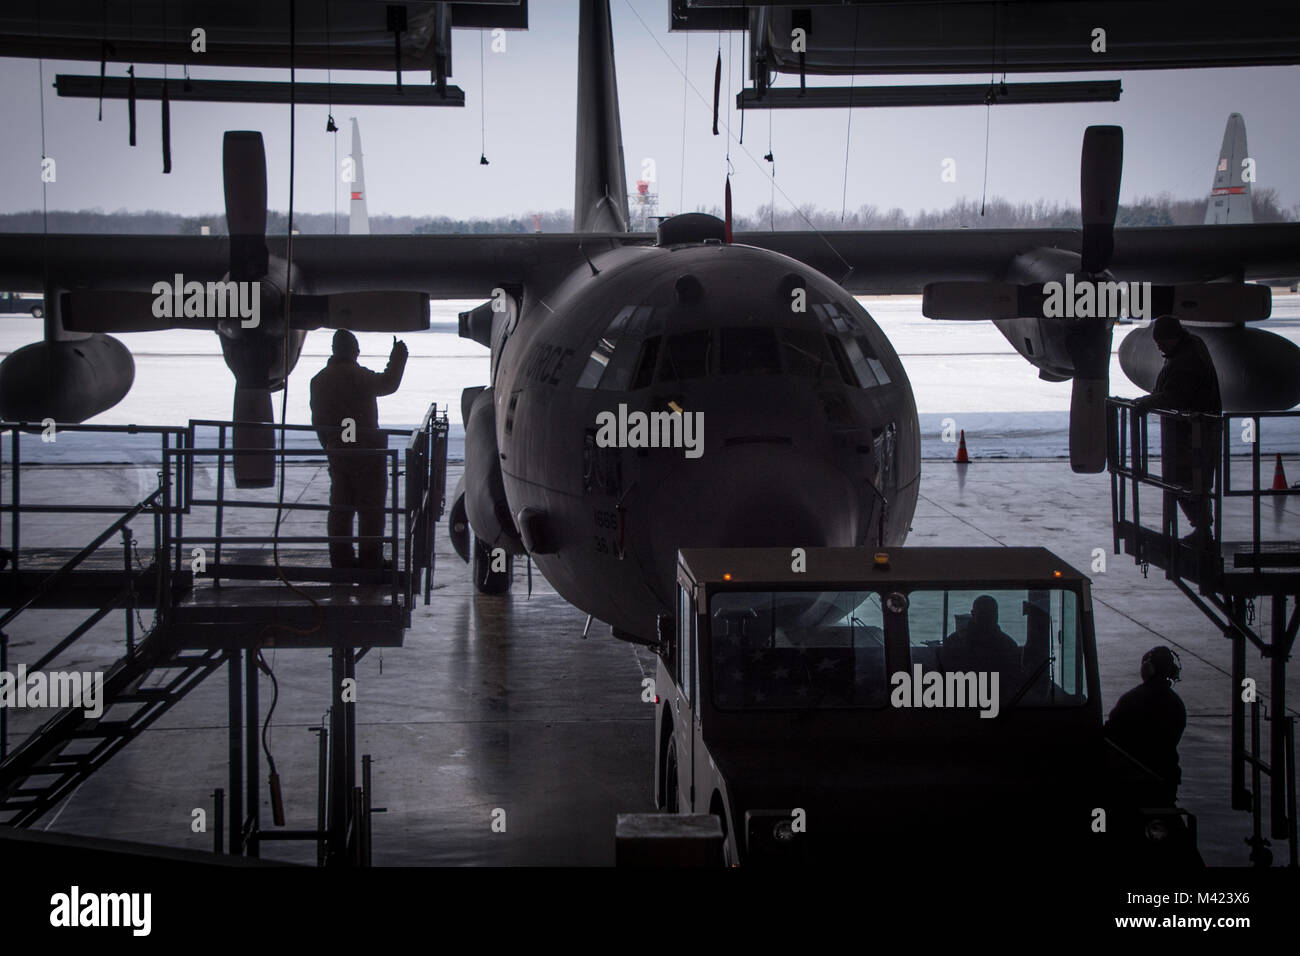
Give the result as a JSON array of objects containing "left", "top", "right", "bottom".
[{"left": 471, "top": 532, "right": 513, "bottom": 595}]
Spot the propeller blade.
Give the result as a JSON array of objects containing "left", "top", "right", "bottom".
[
  {"left": 232, "top": 385, "right": 276, "bottom": 488},
  {"left": 1069, "top": 375, "right": 1109, "bottom": 474},
  {"left": 1080, "top": 126, "right": 1123, "bottom": 274},
  {"left": 922, "top": 282, "right": 1044, "bottom": 320},
  {"left": 223, "top": 131, "right": 269, "bottom": 281},
  {"left": 288, "top": 291, "right": 430, "bottom": 331},
  {"left": 61, "top": 290, "right": 216, "bottom": 332},
  {"left": 1146, "top": 283, "right": 1271, "bottom": 324}
]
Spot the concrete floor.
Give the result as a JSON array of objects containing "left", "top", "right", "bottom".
[{"left": 2, "top": 454, "right": 1297, "bottom": 866}]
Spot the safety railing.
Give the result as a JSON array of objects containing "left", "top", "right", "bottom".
[
  {"left": 1108, "top": 399, "right": 1298, "bottom": 579},
  {"left": 0, "top": 485, "right": 167, "bottom": 760},
  {"left": 0, "top": 421, "right": 187, "bottom": 574}
]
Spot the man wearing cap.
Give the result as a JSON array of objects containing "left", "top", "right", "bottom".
[
  {"left": 1132, "top": 315, "right": 1222, "bottom": 545},
  {"left": 311, "top": 330, "right": 409, "bottom": 569}
]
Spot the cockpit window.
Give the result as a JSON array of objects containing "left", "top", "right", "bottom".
[
  {"left": 816, "top": 304, "right": 890, "bottom": 389},
  {"left": 661, "top": 330, "right": 712, "bottom": 381},
  {"left": 720, "top": 327, "right": 782, "bottom": 375},
  {"left": 631, "top": 336, "right": 661, "bottom": 390},
  {"left": 576, "top": 307, "right": 633, "bottom": 388},
  {"left": 779, "top": 328, "right": 836, "bottom": 381},
  {"left": 577, "top": 306, "right": 660, "bottom": 390}
]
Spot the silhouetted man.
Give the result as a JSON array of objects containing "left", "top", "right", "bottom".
[
  {"left": 1133, "top": 315, "right": 1222, "bottom": 545},
  {"left": 941, "top": 595, "right": 1021, "bottom": 681},
  {"left": 1104, "top": 646, "right": 1186, "bottom": 806},
  {"left": 310, "top": 330, "right": 408, "bottom": 569}
]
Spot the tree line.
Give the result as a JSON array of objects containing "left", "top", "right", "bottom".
[{"left": 1, "top": 189, "right": 1294, "bottom": 234}]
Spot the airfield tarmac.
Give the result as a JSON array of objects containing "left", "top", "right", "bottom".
[{"left": 1, "top": 293, "right": 1298, "bottom": 866}]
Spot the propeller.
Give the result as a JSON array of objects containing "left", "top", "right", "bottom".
[
  {"left": 923, "top": 125, "right": 1273, "bottom": 474},
  {"left": 1066, "top": 126, "right": 1124, "bottom": 473},
  {"left": 232, "top": 385, "right": 276, "bottom": 488},
  {"left": 47, "top": 129, "right": 429, "bottom": 489}
]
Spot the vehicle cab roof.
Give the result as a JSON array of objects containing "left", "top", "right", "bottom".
[{"left": 677, "top": 546, "right": 1088, "bottom": 590}]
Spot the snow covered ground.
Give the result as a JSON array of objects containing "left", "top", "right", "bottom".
[{"left": 1, "top": 292, "right": 1296, "bottom": 460}]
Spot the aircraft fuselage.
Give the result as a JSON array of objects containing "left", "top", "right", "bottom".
[{"left": 485, "top": 237, "right": 920, "bottom": 641}]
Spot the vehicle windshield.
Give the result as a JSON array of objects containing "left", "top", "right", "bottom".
[
  {"left": 710, "top": 590, "right": 889, "bottom": 709},
  {"left": 708, "top": 586, "right": 1087, "bottom": 710}
]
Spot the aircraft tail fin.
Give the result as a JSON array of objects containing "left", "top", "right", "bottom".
[
  {"left": 1205, "top": 112, "right": 1252, "bottom": 225},
  {"left": 573, "top": 0, "right": 630, "bottom": 234},
  {"left": 349, "top": 117, "right": 370, "bottom": 236}
]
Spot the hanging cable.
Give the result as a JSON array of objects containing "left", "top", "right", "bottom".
[
  {"left": 161, "top": 2, "right": 171, "bottom": 173},
  {"left": 36, "top": 7, "right": 49, "bottom": 302},
  {"left": 126, "top": 1, "right": 136, "bottom": 145},
  {"left": 840, "top": 6, "right": 861, "bottom": 223},
  {"left": 258, "top": 650, "right": 285, "bottom": 826},
  {"left": 738, "top": 1, "right": 746, "bottom": 145},
  {"left": 679, "top": 32, "right": 689, "bottom": 212},
  {"left": 622, "top": 0, "right": 850, "bottom": 274},
  {"left": 479, "top": 31, "right": 489, "bottom": 164}
]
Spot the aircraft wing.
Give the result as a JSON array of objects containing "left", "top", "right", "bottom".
[
  {"left": 738, "top": 222, "right": 1300, "bottom": 294},
  {"left": 4, "top": 221, "right": 1298, "bottom": 302},
  {"left": 0, "top": 233, "right": 601, "bottom": 299}
]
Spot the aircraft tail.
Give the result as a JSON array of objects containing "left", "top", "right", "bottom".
[
  {"left": 573, "top": 0, "right": 630, "bottom": 233},
  {"left": 1205, "top": 112, "right": 1252, "bottom": 225},
  {"left": 349, "top": 118, "right": 370, "bottom": 236}
]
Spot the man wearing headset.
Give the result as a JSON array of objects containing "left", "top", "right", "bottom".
[{"left": 1104, "top": 646, "right": 1186, "bottom": 805}]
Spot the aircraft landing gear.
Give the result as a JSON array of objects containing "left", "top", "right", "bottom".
[{"left": 471, "top": 532, "right": 513, "bottom": 595}]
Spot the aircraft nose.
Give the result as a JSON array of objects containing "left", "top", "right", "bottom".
[{"left": 640, "top": 437, "right": 871, "bottom": 574}]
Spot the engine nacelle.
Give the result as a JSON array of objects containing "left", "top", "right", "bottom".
[
  {"left": 463, "top": 386, "right": 525, "bottom": 555},
  {"left": 0, "top": 334, "right": 134, "bottom": 423},
  {"left": 1120, "top": 324, "right": 1300, "bottom": 411}
]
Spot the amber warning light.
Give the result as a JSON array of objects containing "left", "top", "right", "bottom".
[
  {"left": 723, "top": 573, "right": 732, "bottom": 581},
  {"left": 873, "top": 552, "right": 890, "bottom": 569}
]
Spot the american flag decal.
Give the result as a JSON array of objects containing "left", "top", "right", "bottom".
[{"left": 1217, "top": 158, "right": 1228, "bottom": 172}]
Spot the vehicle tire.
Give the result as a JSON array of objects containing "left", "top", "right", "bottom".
[
  {"left": 31, "top": 305, "right": 43, "bottom": 319},
  {"left": 471, "top": 532, "right": 512, "bottom": 594},
  {"left": 665, "top": 739, "right": 680, "bottom": 814}
]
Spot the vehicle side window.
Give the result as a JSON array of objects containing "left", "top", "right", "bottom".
[{"left": 679, "top": 585, "right": 692, "bottom": 706}]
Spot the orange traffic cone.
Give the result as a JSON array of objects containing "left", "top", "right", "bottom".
[
  {"left": 1273, "top": 453, "right": 1289, "bottom": 491},
  {"left": 955, "top": 430, "right": 971, "bottom": 464}
]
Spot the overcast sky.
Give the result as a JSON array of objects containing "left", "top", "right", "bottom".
[{"left": 1, "top": 0, "right": 1297, "bottom": 225}]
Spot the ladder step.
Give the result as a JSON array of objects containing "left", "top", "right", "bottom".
[
  {"left": 162, "top": 655, "right": 219, "bottom": 668},
  {"left": 69, "top": 721, "right": 132, "bottom": 738},
  {"left": 116, "top": 688, "right": 172, "bottom": 703},
  {"left": 45, "top": 756, "right": 92, "bottom": 768}
]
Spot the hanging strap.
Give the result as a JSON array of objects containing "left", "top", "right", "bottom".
[
  {"left": 712, "top": 50, "right": 721, "bottom": 135},
  {"left": 161, "top": 78, "right": 171, "bottom": 173},
  {"left": 127, "top": 64, "right": 136, "bottom": 145},
  {"left": 724, "top": 175, "right": 733, "bottom": 243},
  {"left": 97, "top": 40, "right": 115, "bottom": 120}
]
